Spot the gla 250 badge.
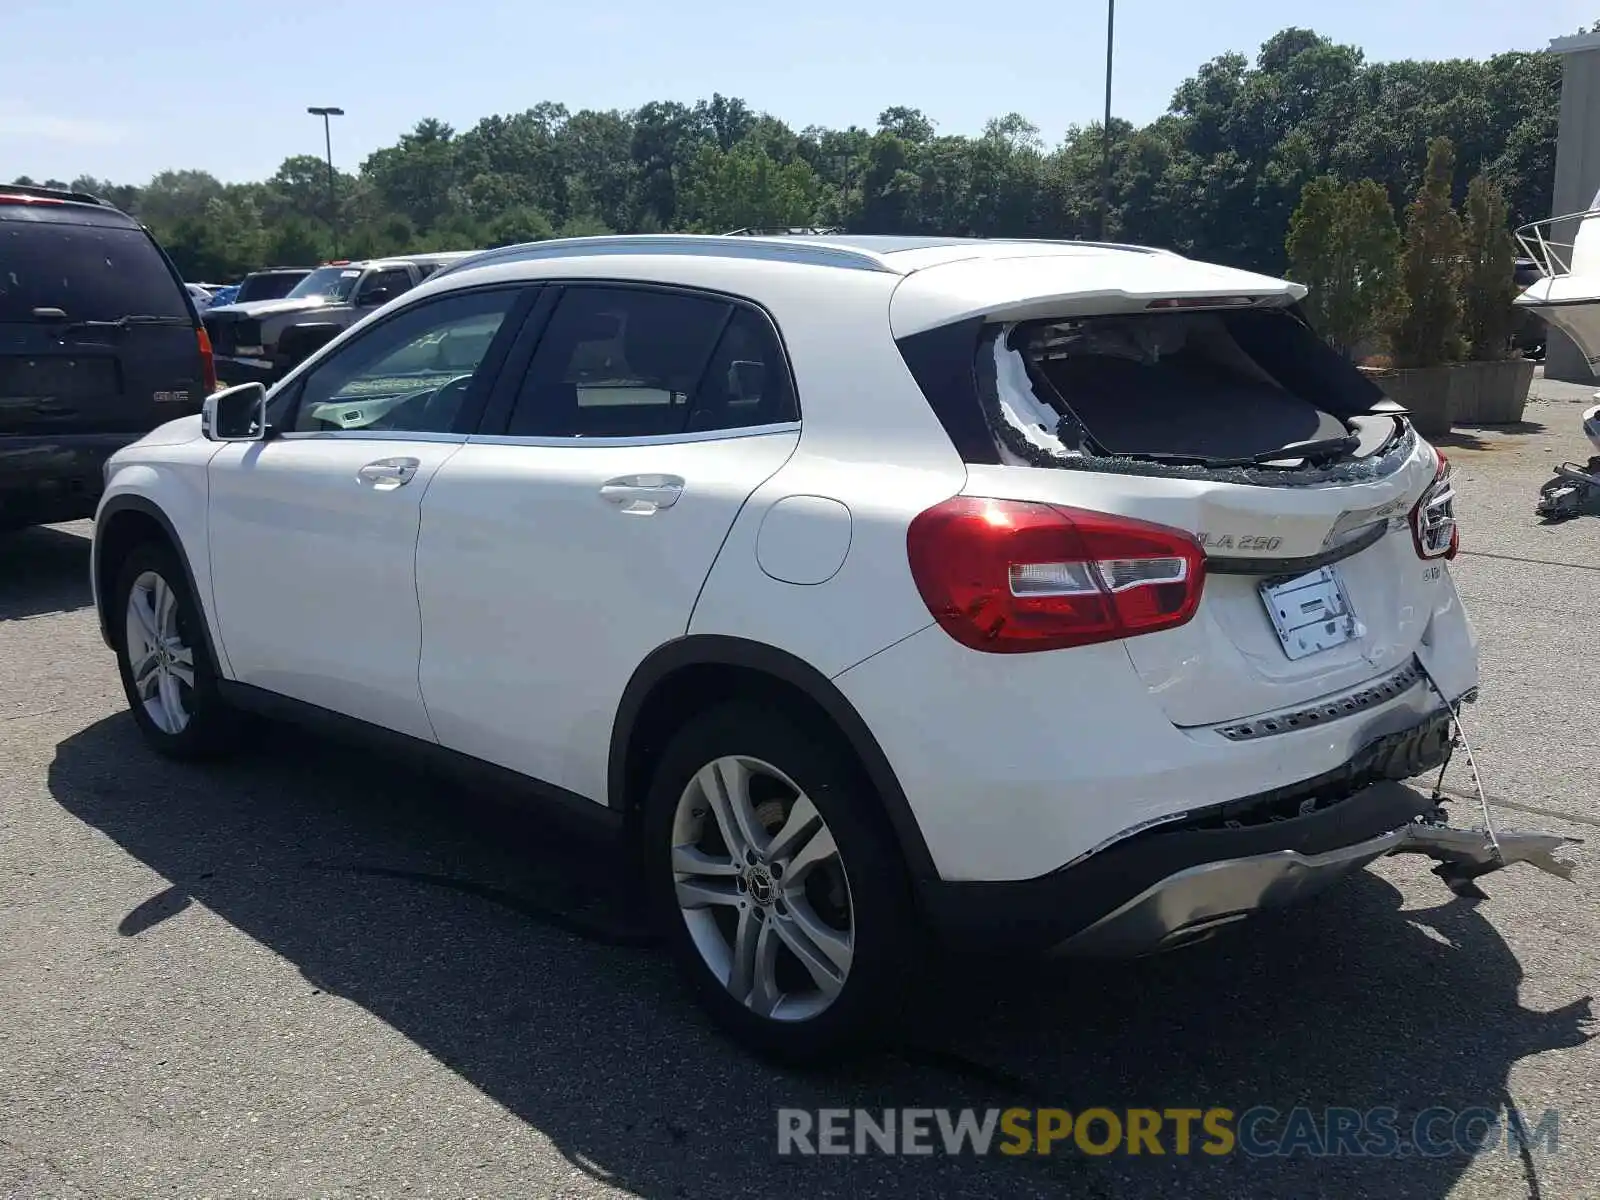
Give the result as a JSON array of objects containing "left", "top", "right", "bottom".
[{"left": 1195, "top": 532, "right": 1284, "bottom": 552}]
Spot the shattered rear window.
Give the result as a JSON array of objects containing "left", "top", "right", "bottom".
[
  {"left": 1016, "top": 312, "right": 1351, "bottom": 462},
  {"left": 943, "top": 307, "right": 1414, "bottom": 486}
]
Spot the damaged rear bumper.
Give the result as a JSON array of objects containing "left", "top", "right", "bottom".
[
  {"left": 918, "top": 777, "right": 1579, "bottom": 957},
  {"left": 1054, "top": 810, "right": 1577, "bottom": 957}
]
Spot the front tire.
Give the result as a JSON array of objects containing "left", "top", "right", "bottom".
[
  {"left": 642, "top": 703, "right": 912, "bottom": 1062},
  {"left": 113, "top": 541, "right": 237, "bottom": 759}
]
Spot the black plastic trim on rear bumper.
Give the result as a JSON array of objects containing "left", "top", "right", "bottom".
[{"left": 916, "top": 708, "right": 1453, "bottom": 954}]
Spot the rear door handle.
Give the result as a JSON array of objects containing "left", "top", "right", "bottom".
[
  {"left": 357, "top": 457, "right": 420, "bottom": 490},
  {"left": 599, "top": 474, "right": 684, "bottom": 514}
]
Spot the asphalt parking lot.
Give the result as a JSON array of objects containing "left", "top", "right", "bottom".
[{"left": 2, "top": 385, "right": 1597, "bottom": 1199}]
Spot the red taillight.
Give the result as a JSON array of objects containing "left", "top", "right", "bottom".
[
  {"left": 0, "top": 193, "right": 64, "bottom": 206},
  {"left": 1410, "top": 451, "right": 1459, "bottom": 561},
  {"left": 905, "top": 497, "right": 1206, "bottom": 653},
  {"left": 197, "top": 326, "right": 217, "bottom": 394}
]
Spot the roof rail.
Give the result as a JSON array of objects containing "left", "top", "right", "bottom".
[
  {"left": 429, "top": 233, "right": 896, "bottom": 280},
  {"left": 0, "top": 181, "right": 110, "bottom": 207}
]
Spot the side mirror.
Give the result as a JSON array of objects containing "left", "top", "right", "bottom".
[
  {"left": 357, "top": 286, "right": 394, "bottom": 307},
  {"left": 202, "top": 382, "right": 269, "bottom": 442}
]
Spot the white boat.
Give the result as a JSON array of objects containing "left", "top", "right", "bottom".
[{"left": 1515, "top": 186, "right": 1600, "bottom": 372}]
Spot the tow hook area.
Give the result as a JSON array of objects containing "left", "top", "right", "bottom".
[
  {"left": 1409, "top": 663, "right": 1581, "bottom": 898},
  {"left": 1394, "top": 815, "right": 1581, "bottom": 900}
]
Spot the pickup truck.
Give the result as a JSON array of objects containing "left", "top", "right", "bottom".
[{"left": 202, "top": 251, "right": 478, "bottom": 385}]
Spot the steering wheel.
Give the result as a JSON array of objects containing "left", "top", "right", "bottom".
[{"left": 419, "top": 373, "right": 477, "bottom": 429}]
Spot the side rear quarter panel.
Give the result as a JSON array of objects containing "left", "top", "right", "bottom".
[{"left": 687, "top": 268, "right": 968, "bottom": 677}]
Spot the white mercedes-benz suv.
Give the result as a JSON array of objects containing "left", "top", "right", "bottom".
[{"left": 92, "top": 233, "right": 1574, "bottom": 1059}]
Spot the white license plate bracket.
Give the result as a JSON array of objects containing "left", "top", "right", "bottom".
[{"left": 1260, "top": 565, "right": 1359, "bottom": 660}]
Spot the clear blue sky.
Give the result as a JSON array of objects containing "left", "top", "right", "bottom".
[{"left": 1, "top": 0, "right": 1593, "bottom": 185}]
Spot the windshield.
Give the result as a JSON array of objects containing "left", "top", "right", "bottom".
[{"left": 285, "top": 266, "right": 362, "bottom": 303}]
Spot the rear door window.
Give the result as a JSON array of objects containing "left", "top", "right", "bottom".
[
  {"left": 505, "top": 285, "right": 731, "bottom": 438},
  {"left": 686, "top": 306, "right": 798, "bottom": 431},
  {"left": 0, "top": 218, "right": 190, "bottom": 323}
]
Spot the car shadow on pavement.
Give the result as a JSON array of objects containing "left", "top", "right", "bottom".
[
  {"left": 49, "top": 713, "right": 1593, "bottom": 1199},
  {"left": 1437, "top": 421, "right": 1549, "bottom": 452},
  {"left": 0, "top": 523, "right": 94, "bottom": 622}
]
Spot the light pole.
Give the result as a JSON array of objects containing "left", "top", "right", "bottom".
[
  {"left": 306, "top": 106, "right": 344, "bottom": 256},
  {"left": 1099, "top": 0, "right": 1115, "bottom": 240}
]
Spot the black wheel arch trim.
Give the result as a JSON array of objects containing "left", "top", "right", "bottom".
[
  {"left": 94, "top": 494, "right": 223, "bottom": 671},
  {"left": 608, "top": 634, "right": 939, "bottom": 881}
]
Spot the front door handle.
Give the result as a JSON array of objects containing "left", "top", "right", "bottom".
[
  {"left": 357, "top": 457, "right": 420, "bottom": 490},
  {"left": 599, "top": 474, "right": 684, "bottom": 515}
]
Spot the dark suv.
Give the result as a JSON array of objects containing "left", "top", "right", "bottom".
[{"left": 0, "top": 183, "right": 213, "bottom": 530}]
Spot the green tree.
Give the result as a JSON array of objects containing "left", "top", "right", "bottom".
[
  {"left": 1286, "top": 176, "right": 1400, "bottom": 356},
  {"left": 261, "top": 215, "right": 331, "bottom": 268},
  {"left": 487, "top": 205, "right": 555, "bottom": 248},
  {"left": 132, "top": 169, "right": 227, "bottom": 229},
  {"left": 679, "top": 143, "right": 819, "bottom": 232},
  {"left": 556, "top": 213, "right": 613, "bottom": 239},
  {"left": 1390, "top": 137, "right": 1465, "bottom": 367},
  {"left": 877, "top": 106, "right": 936, "bottom": 144},
  {"left": 1460, "top": 173, "right": 1519, "bottom": 361},
  {"left": 362, "top": 118, "right": 460, "bottom": 232}
]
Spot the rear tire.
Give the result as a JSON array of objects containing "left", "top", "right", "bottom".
[
  {"left": 113, "top": 541, "right": 238, "bottom": 759},
  {"left": 642, "top": 703, "right": 912, "bottom": 1062}
]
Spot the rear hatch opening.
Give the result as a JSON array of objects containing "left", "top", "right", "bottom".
[
  {"left": 980, "top": 302, "right": 1415, "bottom": 487},
  {"left": 894, "top": 269, "right": 1462, "bottom": 731}
]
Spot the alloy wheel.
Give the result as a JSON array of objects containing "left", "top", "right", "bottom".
[
  {"left": 124, "top": 569, "right": 195, "bottom": 736},
  {"left": 671, "top": 755, "right": 856, "bottom": 1022}
]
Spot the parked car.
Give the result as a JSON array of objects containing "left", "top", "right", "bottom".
[
  {"left": 202, "top": 253, "right": 476, "bottom": 386},
  {"left": 1, "top": 182, "right": 214, "bottom": 530},
  {"left": 186, "top": 283, "right": 216, "bottom": 313},
  {"left": 207, "top": 284, "right": 241, "bottom": 308},
  {"left": 232, "top": 267, "right": 312, "bottom": 305},
  {"left": 94, "top": 233, "right": 1569, "bottom": 1060}
]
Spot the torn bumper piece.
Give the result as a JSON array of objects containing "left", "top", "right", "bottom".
[
  {"left": 916, "top": 780, "right": 1579, "bottom": 958},
  {"left": 1056, "top": 817, "right": 1578, "bottom": 957}
]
